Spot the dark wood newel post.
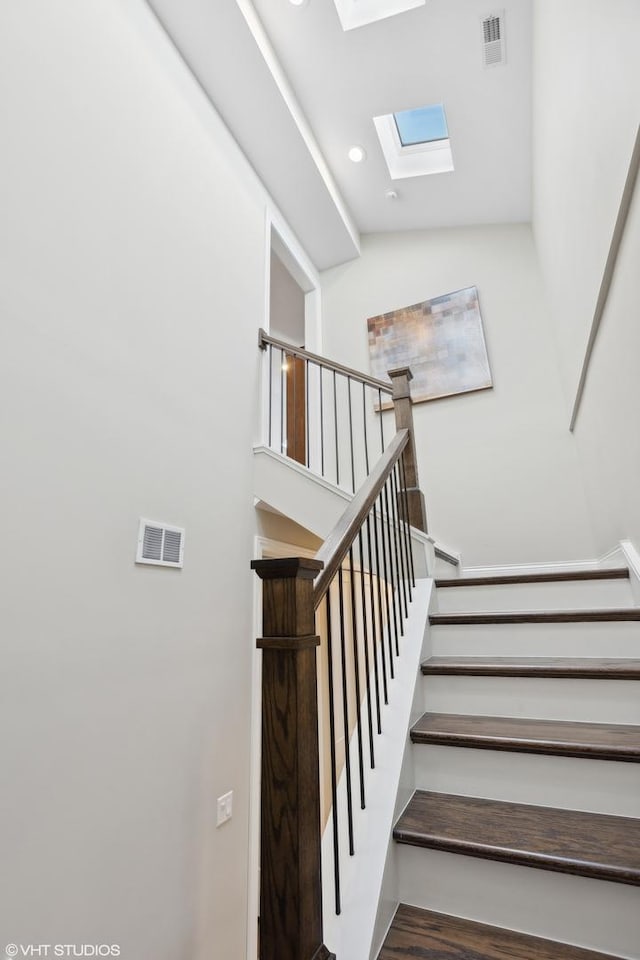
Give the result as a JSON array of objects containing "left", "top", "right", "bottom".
[
  {"left": 251, "top": 556, "right": 335, "bottom": 960},
  {"left": 387, "top": 366, "right": 428, "bottom": 533}
]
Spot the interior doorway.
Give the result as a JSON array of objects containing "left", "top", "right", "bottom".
[{"left": 269, "top": 243, "right": 307, "bottom": 465}]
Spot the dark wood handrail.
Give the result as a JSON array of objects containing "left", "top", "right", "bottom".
[
  {"left": 259, "top": 327, "right": 393, "bottom": 394},
  {"left": 313, "top": 429, "right": 409, "bottom": 607}
]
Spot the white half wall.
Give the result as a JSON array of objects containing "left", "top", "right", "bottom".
[
  {"left": 532, "top": 0, "right": 640, "bottom": 557},
  {"left": 0, "top": 1, "right": 271, "bottom": 956},
  {"left": 320, "top": 225, "right": 596, "bottom": 566}
]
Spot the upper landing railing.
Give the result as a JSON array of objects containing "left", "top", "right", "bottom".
[
  {"left": 260, "top": 328, "right": 395, "bottom": 495},
  {"left": 253, "top": 335, "right": 428, "bottom": 960}
]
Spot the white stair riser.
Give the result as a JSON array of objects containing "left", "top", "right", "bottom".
[
  {"left": 422, "top": 675, "right": 640, "bottom": 724},
  {"left": 412, "top": 745, "right": 640, "bottom": 817},
  {"left": 396, "top": 845, "right": 640, "bottom": 959},
  {"left": 434, "top": 579, "right": 634, "bottom": 612},
  {"left": 429, "top": 620, "right": 640, "bottom": 657}
]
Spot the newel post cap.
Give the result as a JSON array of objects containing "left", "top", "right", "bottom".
[
  {"left": 387, "top": 366, "right": 414, "bottom": 401},
  {"left": 251, "top": 557, "right": 324, "bottom": 580}
]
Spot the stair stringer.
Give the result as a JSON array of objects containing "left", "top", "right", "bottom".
[
  {"left": 254, "top": 444, "right": 432, "bottom": 577},
  {"left": 321, "top": 578, "right": 433, "bottom": 960}
]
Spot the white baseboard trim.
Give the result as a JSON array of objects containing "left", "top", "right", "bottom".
[
  {"left": 460, "top": 557, "right": 601, "bottom": 578},
  {"left": 460, "top": 540, "right": 639, "bottom": 580}
]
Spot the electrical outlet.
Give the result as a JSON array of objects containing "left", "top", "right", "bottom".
[{"left": 216, "top": 790, "right": 233, "bottom": 827}]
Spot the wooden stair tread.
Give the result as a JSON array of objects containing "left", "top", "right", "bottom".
[
  {"left": 422, "top": 656, "right": 640, "bottom": 678},
  {"left": 435, "top": 568, "right": 630, "bottom": 588},
  {"left": 378, "top": 905, "right": 626, "bottom": 959},
  {"left": 430, "top": 608, "right": 640, "bottom": 624},
  {"left": 410, "top": 712, "right": 640, "bottom": 761},
  {"left": 393, "top": 791, "right": 640, "bottom": 885}
]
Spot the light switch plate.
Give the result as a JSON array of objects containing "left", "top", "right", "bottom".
[{"left": 217, "top": 790, "right": 233, "bottom": 827}]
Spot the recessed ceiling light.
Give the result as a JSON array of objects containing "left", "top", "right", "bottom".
[
  {"left": 385, "top": 189, "right": 399, "bottom": 200},
  {"left": 348, "top": 145, "right": 366, "bottom": 163},
  {"left": 289, "top": 0, "right": 309, "bottom": 6}
]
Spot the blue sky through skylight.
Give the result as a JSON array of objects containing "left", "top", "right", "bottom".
[{"left": 394, "top": 104, "right": 448, "bottom": 146}]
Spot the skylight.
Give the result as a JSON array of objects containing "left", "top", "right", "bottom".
[
  {"left": 332, "top": 0, "right": 425, "bottom": 32},
  {"left": 373, "top": 104, "right": 454, "bottom": 180},
  {"left": 394, "top": 104, "right": 449, "bottom": 147}
]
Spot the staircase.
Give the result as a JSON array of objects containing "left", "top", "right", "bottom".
[{"left": 378, "top": 568, "right": 640, "bottom": 959}]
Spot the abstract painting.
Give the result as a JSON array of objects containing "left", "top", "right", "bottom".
[{"left": 367, "top": 286, "right": 492, "bottom": 407}]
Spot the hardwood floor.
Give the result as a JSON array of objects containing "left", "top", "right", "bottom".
[
  {"left": 421, "top": 657, "right": 640, "bottom": 678},
  {"left": 393, "top": 791, "right": 640, "bottom": 885},
  {"left": 410, "top": 712, "right": 640, "bottom": 761},
  {"left": 434, "top": 569, "right": 630, "bottom": 589},
  {"left": 378, "top": 906, "right": 626, "bottom": 959},
  {"left": 429, "top": 609, "right": 640, "bottom": 624}
]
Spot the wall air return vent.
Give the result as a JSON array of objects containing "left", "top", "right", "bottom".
[
  {"left": 136, "top": 518, "right": 185, "bottom": 568},
  {"left": 482, "top": 12, "right": 506, "bottom": 67}
]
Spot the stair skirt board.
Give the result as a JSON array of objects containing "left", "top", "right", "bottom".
[{"left": 394, "top": 846, "right": 640, "bottom": 958}]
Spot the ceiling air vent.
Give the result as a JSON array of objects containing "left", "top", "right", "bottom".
[
  {"left": 136, "top": 518, "right": 185, "bottom": 568},
  {"left": 482, "top": 12, "right": 506, "bottom": 67}
]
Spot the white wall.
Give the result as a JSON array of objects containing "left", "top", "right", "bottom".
[
  {"left": 321, "top": 225, "right": 596, "bottom": 566},
  {"left": 532, "top": 0, "right": 640, "bottom": 554},
  {"left": 0, "top": 1, "right": 268, "bottom": 956},
  {"left": 532, "top": 0, "right": 640, "bottom": 400},
  {"left": 569, "top": 176, "right": 640, "bottom": 553}
]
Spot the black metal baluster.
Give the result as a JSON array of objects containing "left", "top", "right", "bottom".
[
  {"left": 365, "top": 513, "right": 382, "bottom": 733},
  {"left": 400, "top": 453, "right": 416, "bottom": 587},
  {"left": 362, "top": 382, "right": 370, "bottom": 477},
  {"left": 268, "top": 343, "right": 273, "bottom": 448},
  {"left": 381, "top": 484, "right": 400, "bottom": 658},
  {"left": 377, "top": 493, "right": 395, "bottom": 679},
  {"left": 333, "top": 370, "right": 340, "bottom": 486},
  {"left": 372, "top": 505, "right": 389, "bottom": 703},
  {"left": 384, "top": 474, "right": 402, "bottom": 641},
  {"left": 392, "top": 462, "right": 411, "bottom": 610},
  {"left": 388, "top": 474, "right": 403, "bottom": 642},
  {"left": 324, "top": 591, "right": 341, "bottom": 915},
  {"left": 280, "top": 348, "right": 285, "bottom": 455},
  {"left": 396, "top": 457, "right": 413, "bottom": 604},
  {"left": 305, "top": 358, "right": 310, "bottom": 469},
  {"left": 347, "top": 377, "right": 356, "bottom": 493},
  {"left": 319, "top": 367, "right": 325, "bottom": 478},
  {"left": 338, "top": 568, "right": 354, "bottom": 855},
  {"left": 293, "top": 352, "right": 297, "bottom": 460},
  {"left": 358, "top": 527, "right": 375, "bottom": 766},
  {"left": 348, "top": 547, "right": 366, "bottom": 809},
  {"left": 390, "top": 464, "right": 409, "bottom": 621}
]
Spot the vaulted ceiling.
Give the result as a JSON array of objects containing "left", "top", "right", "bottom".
[{"left": 147, "top": 0, "right": 532, "bottom": 269}]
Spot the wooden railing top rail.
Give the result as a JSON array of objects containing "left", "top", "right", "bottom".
[
  {"left": 313, "top": 428, "right": 409, "bottom": 607},
  {"left": 258, "top": 327, "right": 393, "bottom": 395}
]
